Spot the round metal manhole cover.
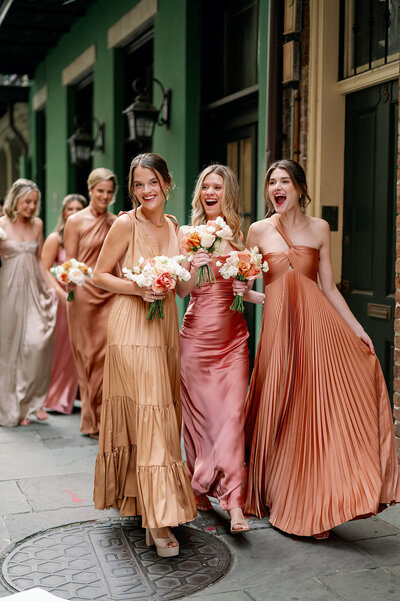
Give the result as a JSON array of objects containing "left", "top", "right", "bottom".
[{"left": 1, "top": 519, "right": 233, "bottom": 600}]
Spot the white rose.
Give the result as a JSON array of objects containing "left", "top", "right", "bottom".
[
  {"left": 200, "top": 232, "right": 216, "bottom": 249},
  {"left": 262, "top": 261, "right": 269, "bottom": 273},
  {"left": 68, "top": 267, "right": 86, "bottom": 286}
]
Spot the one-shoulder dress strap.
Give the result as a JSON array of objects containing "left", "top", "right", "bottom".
[{"left": 274, "top": 218, "right": 294, "bottom": 248}]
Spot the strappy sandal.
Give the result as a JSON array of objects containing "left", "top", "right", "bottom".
[
  {"left": 228, "top": 508, "right": 250, "bottom": 534},
  {"left": 145, "top": 528, "right": 179, "bottom": 557}
]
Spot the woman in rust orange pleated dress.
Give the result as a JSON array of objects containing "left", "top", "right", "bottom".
[
  {"left": 64, "top": 168, "right": 117, "bottom": 437},
  {"left": 241, "top": 159, "right": 400, "bottom": 539}
]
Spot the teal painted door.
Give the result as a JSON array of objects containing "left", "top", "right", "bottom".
[{"left": 342, "top": 79, "right": 398, "bottom": 402}]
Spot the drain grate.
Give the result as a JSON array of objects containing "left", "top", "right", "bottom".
[{"left": 1, "top": 519, "right": 233, "bottom": 600}]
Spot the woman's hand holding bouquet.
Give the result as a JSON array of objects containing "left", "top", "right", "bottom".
[
  {"left": 180, "top": 217, "right": 233, "bottom": 287},
  {"left": 51, "top": 258, "right": 93, "bottom": 301},
  {"left": 123, "top": 255, "right": 191, "bottom": 320},
  {"left": 217, "top": 247, "right": 268, "bottom": 313}
]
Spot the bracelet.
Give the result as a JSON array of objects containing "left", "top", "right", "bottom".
[{"left": 262, "top": 295, "right": 265, "bottom": 306}]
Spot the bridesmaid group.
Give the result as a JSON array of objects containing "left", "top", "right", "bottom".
[{"left": 0, "top": 152, "right": 399, "bottom": 554}]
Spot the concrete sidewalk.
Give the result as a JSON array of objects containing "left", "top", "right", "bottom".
[{"left": 0, "top": 409, "right": 400, "bottom": 601}]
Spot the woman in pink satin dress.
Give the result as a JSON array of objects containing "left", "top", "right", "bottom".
[
  {"left": 41, "top": 194, "right": 86, "bottom": 414},
  {"left": 178, "top": 165, "right": 262, "bottom": 533}
]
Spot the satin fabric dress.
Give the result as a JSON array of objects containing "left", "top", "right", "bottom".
[
  {"left": 67, "top": 210, "right": 115, "bottom": 435},
  {"left": 44, "top": 247, "right": 78, "bottom": 414},
  {"left": 244, "top": 219, "right": 400, "bottom": 536},
  {"left": 94, "top": 211, "right": 197, "bottom": 529},
  {"left": 180, "top": 258, "right": 249, "bottom": 510},
  {"left": 0, "top": 239, "right": 56, "bottom": 426}
]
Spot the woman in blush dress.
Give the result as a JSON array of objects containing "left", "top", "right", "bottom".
[
  {"left": 177, "top": 165, "right": 262, "bottom": 533},
  {"left": 93, "top": 153, "right": 196, "bottom": 557},
  {"left": 0, "top": 179, "right": 56, "bottom": 427},
  {"left": 42, "top": 194, "right": 86, "bottom": 414},
  {"left": 242, "top": 159, "right": 400, "bottom": 539},
  {"left": 64, "top": 169, "right": 117, "bottom": 437}
]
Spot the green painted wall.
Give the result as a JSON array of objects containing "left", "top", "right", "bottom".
[
  {"left": 153, "top": 0, "right": 200, "bottom": 228},
  {"left": 254, "top": 0, "right": 269, "bottom": 337},
  {"left": 27, "top": 0, "right": 269, "bottom": 330}
]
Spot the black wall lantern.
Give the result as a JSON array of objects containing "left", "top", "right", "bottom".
[
  {"left": 123, "top": 77, "right": 171, "bottom": 146},
  {"left": 68, "top": 116, "right": 105, "bottom": 165}
]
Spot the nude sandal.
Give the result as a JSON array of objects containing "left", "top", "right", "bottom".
[{"left": 145, "top": 528, "right": 180, "bottom": 557}]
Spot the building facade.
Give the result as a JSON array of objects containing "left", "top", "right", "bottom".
[{"left": 0, "top": 0, "right": 399, "bottom": 451}]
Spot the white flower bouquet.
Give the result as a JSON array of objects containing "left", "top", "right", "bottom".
[
  {"left": 51, "top": 258, "right": 93, "bottom": 301},
  {"left": 180, "top": 216, "right": 233, "bottom": 287},
  {"left": 0, "top": 226, "right": 7, "bottom": 240},
  {"left": 217, "top": 247, "right": 268, "bottom": 313},
  {"left": 123, "top": 254, "right": 191, "bottom": 320}
]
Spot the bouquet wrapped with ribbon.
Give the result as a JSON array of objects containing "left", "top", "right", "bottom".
[
  {"left": 217, "top": 246, "right": 268, "bottom": 313},
  {"left": 180, "top": 216, "right": 233, "bottom": 287},
  {"left": 123, "top": 255, "right": 191, "bottom": 320},
  {"left": 51, "top": 258, "right": 93, "bottom": 301}
]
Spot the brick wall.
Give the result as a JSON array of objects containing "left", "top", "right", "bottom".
[
  {"left": 281, "top": 0, "right": 310, "bottom": 170},
  {"left": 394, "top": 70, "right": 400, "bottom": 459}
]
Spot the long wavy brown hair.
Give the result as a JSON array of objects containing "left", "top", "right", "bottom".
[
  {"left": 128, "top": 153, "right": 173, "bottom": 209},
  {"left": 264, "top": 159, "right": 311, "bottom": 217},
  {"left": 191, "top": 164, "right": 244, "bottom": 250}
]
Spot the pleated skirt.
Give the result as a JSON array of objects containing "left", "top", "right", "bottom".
[{"left": 244, "top": 270, "right": 400, "bottom": 536}]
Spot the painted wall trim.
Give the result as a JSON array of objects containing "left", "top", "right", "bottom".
[
  {"left": 62, "top": 44, "right": 96, "bottom": 86},
  {"left": 335, "top": 61, "right": 399, "bottom": 95},
  {"left": 33, "top": 85, "right": 47, "bottom": 111},
  {"left": 307, "top": 0, "right": 345, "bottom": 283},
  {"left": 108, "top": 0, "right": 157, "bottom": 49}
]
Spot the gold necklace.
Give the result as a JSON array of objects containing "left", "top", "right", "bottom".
[{"left": 139, "top": 208, "right": 166, "bottom": 228}]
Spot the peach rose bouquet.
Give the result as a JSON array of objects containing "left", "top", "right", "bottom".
[
  {"left": 217, "top": 247, "right": 268, "bottom": 313},
  {"left": 51, "top": 258, "right": 93, "bottom": 301},
  {"left": 180, "top": 216, "right": 233, "bottom": 287},
  {"left": 122, "top": 255, "right": 191, "bottom": 320}
]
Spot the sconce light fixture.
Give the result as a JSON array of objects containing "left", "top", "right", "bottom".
[
  {"left": 123, "top": 77, "right": 171, "bottom": 146},
  {"left": 68, "top": 116, "right": 105, "bottom": 165}
]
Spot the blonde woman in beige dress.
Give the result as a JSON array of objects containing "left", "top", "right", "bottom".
[
  {"left": 0, "top": 179, "right": 56, "bottom": 427},
  {"left": 93, "top": 153, "right": 196, "bottom": 557}
]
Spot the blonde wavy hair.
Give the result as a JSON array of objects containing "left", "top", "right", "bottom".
[
  {"left": 4, "top": 179, "right": 41, "bottom": 223},
  {"left": 87, "top": 167, "right": 118, "bottom": 204},
  {"left": 55, "top": 194, "right": 87, "bottom": 244},
  {"left": 191, "top": 165, "right": 244, "bottom": 250}
]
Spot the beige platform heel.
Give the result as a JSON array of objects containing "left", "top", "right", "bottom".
[{"left": 145, "top": 528, "right": 180, "bottom": 557}]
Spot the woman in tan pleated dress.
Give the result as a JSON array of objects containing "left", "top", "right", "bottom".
[
  {"left": 241, "top": 160, "right": 400, "bottom": 539},
  {"left": 64, "top": 169, "right": 117, "bottom": 437},
  {"left": 93, "top": 153, "right": 196, "bottom": 557}
]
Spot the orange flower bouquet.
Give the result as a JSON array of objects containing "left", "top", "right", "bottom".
[
  {"left": 51, "top": 258, "right": 93, "bottom": 301},
  {"left": 123, "top": 255, "right": 191, "bottom": 320},
  {"left": 217, "top": 247, "right": 268, "bottom": 313},
  {"left": 180, "top": 216, "right": 233, "bottom": 287}
]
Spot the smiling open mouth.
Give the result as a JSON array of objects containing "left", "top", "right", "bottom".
[
  {"left": 205, "top": 200, "right": 218, "bottom": 206},
  {"left": 275, "top": 195, "right": 286, "bottom": 206}
]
